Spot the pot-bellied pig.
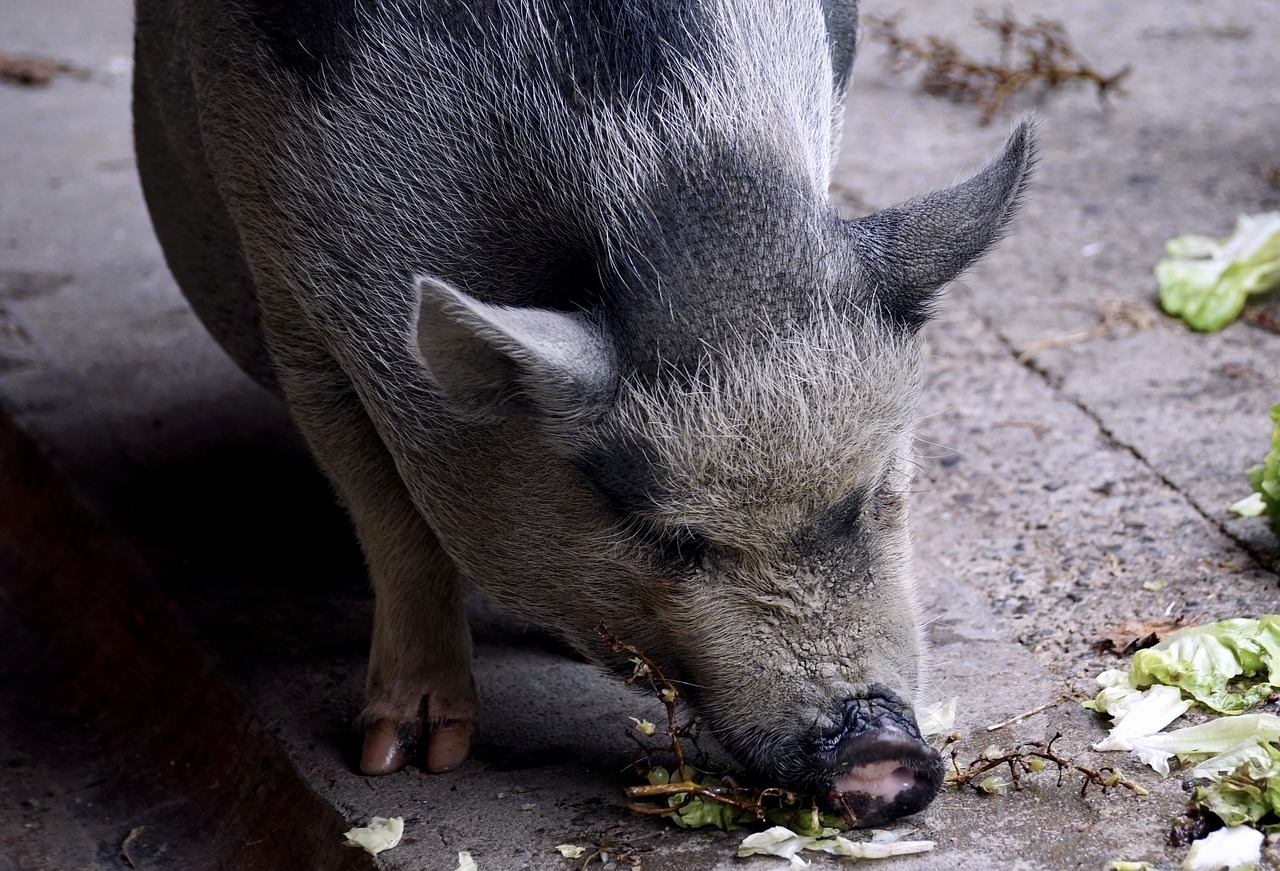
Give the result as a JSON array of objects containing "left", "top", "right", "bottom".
[{"left": 133, "top": 0, "right": 1034, "bottom": 826}]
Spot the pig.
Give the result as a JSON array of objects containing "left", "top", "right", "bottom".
[{"left": 132, "top": 0, "right": 1034, "bottom": 826}]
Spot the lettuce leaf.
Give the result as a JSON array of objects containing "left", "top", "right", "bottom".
[
  {"left": 736, "top": 825, "right": 935, "bottom": 863},
  {"left": 1126, "top": 617, "right": 1280, "bottom": 715},
  {"left": 1190, "top": 739, "right": 1280, "bottom": 829},
  {"left": 1241, "top": 404, "right": 1280, "bottom": 540},
  {"left": 1085, "top": 617, "right": 1280, "bottom": 769},
  {"left": 1156, "top": 212, "right": 1280, "bottom": 332},
  {"left": 1180, "top": 825, "right": 1263, "bottom": 871},
  {"left": 1125, "top": 714, "right": 1280, "bottom": 777}
]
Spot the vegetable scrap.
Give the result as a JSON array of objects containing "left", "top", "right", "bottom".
[
  {"left": 341, "top": 815, "right": 404, "bottom": 856},
  {"left": 1085, "top": 616, "right": 1280, "bottom": 724},
  {"left": 1228, "top": 403, "right": 1280, "bottom": 543},
  {"left": 1180, "top": 825, "right": 1263, "bottom": 871},
  {"left": 1156, "top": 212, "right": 1280, "bottom": 332},
  {"left": 1084, "top": 616, "right": 1280, "bottom": 857},
  {"left": 736, "top": 825, "right": 934, "bottom": 868}
]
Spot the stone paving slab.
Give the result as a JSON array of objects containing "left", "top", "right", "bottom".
[{"left": 2, "top": 1, "right": 1278, "bottom": 870}]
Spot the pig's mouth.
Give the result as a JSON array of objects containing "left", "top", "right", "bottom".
[
  {"left": 771, "top": 687, "right": 945, "bottom": 828},
  {"left": 819, "top": 722, "right": 945, "bottom": 827},
  {"left": 700, "top": 685, "right": 944, "bottom": 828},
  {"left": 804, "top": 688, "right": 944, "bottom": 827}
]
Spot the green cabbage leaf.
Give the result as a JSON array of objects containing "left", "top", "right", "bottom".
[{"left": 1156, "top": 212, "right": 1280, "bottom": 332}]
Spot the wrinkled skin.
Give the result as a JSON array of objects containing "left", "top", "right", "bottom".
[{"left": 132, "top": 0, "right": 1034, "bottom": 825}]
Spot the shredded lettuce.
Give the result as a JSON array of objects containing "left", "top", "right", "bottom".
[
  {"left": 1180, "top": 825, "right": 1263, "bottom": 871},
  {"left": 1124, "top": 617, "right": 1280, "bottom": 715},
  {"left": 1156, "top": 211, "right": 1280, "bottom": 332},
  {"left": 736, "top": 825, "right": 935, "bottom": 864},
  {"left": 1125, "top": 714, "right": 1280, "bottom": 777},
  {"left": 919, "top": 697, "right": 957, "bottom": 741},
  {"left": 1087, "top": 684, "right": 1191, "bottom": 752},
  {"left": 1238, "top": 404, "right": 1280, "bottom": 540},
  {"left": 1085, "top": 617, "right": 1280, "bottom": 769},
  {"left": 341, "top": 816, "right": 404, "bottom": 855},
  {"left": 1087, "top": 619, "right": 1280, "bottom": 859},
  {"left": 1190, "top": 739, "right": 1280, "bottom": 830},
  {"left": 643, "top": 767, "right": 848, "bottom": 834}
]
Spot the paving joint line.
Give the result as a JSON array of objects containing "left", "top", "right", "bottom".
[{"left": 978, "top": 315, "right": 1280, "bottom": 578}]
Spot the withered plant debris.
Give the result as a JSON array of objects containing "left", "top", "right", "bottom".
[
  {"left": 596, "top": 623, "right": 859, "bottom": 831},
  {"left": 1169, "top": 805, "right": 1217, "bottom": 848},
  {"left": 1092, "top": 615, "right": 1197, "bottom": 656},
  {"left": 0, "top": 51, "right": 91, "bottom": 87},
  {"left": 602, "top": 624, "right": 1151, "bottom": 833},
  {"left": 1241, "top": 306, "right": 1280, "bottom": 335},
  {"left": 567, "top": 822, "right": 662, "bottom": 871},
  {"left": 985, "top": 695, "right": 1073, "bottom": 732},
  {"left": 604, "top": 625, "right": 1146, "bottom": 835},
  {"left": 119, "top": 825, "right": 147, "bottom": 870},
  {"left": 944, "top": 733, "right": 1148, "bottom": 798},
  {"left": 864, "top": 10, "right": 1130, "bottom": 125}
]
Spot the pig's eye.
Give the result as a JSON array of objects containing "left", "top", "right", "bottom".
[
  {"left": 659, "top": 527, "right": 708, "bottom": 573},
  {"left": 622, "top": 514, "right": 708, "bottom": 574},
  {"left": 827, "top": 490, "right": 866, "bottom": 538}
]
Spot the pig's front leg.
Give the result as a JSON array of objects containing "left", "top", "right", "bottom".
[
  {"left": 356, "top": 495, "right": 476, "bottom": 775},
  {"left": 269, "top": 331, "right": 477, "bottom": 775}
]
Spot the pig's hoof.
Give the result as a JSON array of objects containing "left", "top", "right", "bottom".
[
  {"left": 425, "top": 719, "right": 475, "bottom": 773},
  {"left": 359, "top": 715, "right": 477, "bottom": 775},
  {"left": 360, "top": 718, "right": 411, "bottom": 775}
]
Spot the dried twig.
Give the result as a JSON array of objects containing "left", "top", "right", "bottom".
[
  {"left": 946, "top": 733, "right": 1148, "bottom": 797},
  {"left": 985, "top": 695, "right": 1072, "bottom": 732},
  {"left": 596, "top": 623, "right": 857, "bottom": 830},
  {"left": 119, "top": 826, "right": 147, "bottom": 869},
  {"left": 1015, "top": 299, "right": 1157, "bottom": 363},
  {"left": 574, "top": 822, "right": 662, "bottom": 870},
  {"left": 865, "top": 10, "right": 1130, "bottom": 125},
  {"left": 1240, "top": 306, "right": 1280, "bottom": 335}
]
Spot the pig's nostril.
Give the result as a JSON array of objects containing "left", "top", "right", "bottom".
[
  {"left": 820, "top": 725, "right": 945, "bottom": 827},
  {"left": 833, "top": 760, "right": 924, "bottom": 802}
]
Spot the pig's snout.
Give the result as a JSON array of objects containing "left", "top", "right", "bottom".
[{"left": 813, "top": 690, "right": 944, "bottom": 827}]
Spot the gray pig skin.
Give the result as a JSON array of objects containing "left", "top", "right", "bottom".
[{"left": 132, "top": 0, "right": 1034, "bottom": 826}]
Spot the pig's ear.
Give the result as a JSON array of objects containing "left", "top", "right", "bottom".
[
  {"left": 414, "top": 276, "right": 617, "bottom": 426},
  {"left": 845, "top": 114, "right": 1037, "bottom": 332}
]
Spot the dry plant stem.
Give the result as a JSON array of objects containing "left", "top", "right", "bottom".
[
  {"left": 866, "top": 11, "right": 1130, "bottom": 125},
  {"left": 597, "top": 622, "right": 691, "bottom": 780},
  {"left": 946, "top": 733, "right": 1148, "bottom": 797},
  {"left": 576, "top": 822, "right": 661, "bottom": 871},
  {"left": 119, "top": 826, "right": 146, "bottom": 869},
  {"left": 1241, "top": 307, "right": 1280, "bottom": 334},
  {"left": 985, "top": 695, "right": 1072, "bottom": 731},
  {"left": 596, "top": 623, "right": 862, "bottom": 829}
]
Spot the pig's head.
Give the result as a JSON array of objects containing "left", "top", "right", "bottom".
[{"left": 415, "top": 118, "right": 1034, "bottom": 826}]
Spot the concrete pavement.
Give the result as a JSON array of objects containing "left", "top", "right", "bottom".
[{"left": 2, "top": 1, "right": 1278, "bottom": 869}]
